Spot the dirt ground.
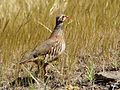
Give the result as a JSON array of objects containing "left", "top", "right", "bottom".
[{"left": 0, "top": 53, "right": 120, "bottom": 90}]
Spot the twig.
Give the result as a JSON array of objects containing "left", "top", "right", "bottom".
[
  {"left": 37, "top": 21, "right": 52, "bottom": 33},
  {"left": 21, "top": 64, "right": 41, "bottom": 85}
]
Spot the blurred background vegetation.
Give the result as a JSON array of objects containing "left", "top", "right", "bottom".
[{"left": 0, "top": 0, "right": 120, "bottom": 87}]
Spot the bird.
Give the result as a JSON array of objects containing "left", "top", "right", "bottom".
[{"left": 19, "top": 14, "right": 69, "bottom": 80}]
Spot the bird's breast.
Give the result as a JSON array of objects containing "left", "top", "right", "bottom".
[{"left": 60, "top": 41, "right": 65, "bottom": 54}]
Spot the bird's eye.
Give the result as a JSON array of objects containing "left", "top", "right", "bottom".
[{"left": 62, "top": 16, "right": 65, "bottom": 20}]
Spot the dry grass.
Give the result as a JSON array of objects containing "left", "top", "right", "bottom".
[{"left": 0, "top": 0, "right": 120, "bottom": 89}]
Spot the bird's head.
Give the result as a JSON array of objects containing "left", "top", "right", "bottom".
[{"left": 56, "top": 14, "right": 69, "bottom": 25}]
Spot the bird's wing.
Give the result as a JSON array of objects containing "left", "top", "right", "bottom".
[
  {"left": 20, "top": 39, "right": 58, "bottom": 64},
  {"left": 33, "top": 39, "right": 58, "bottom": 56}
]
